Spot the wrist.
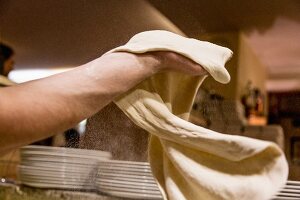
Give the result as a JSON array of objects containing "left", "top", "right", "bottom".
[{"left": 104, "top": 51, "right": 164, "bottom": 75}]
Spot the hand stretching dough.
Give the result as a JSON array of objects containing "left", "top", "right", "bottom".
[{"left": 109, "top": 30, "right": 288, "bottom": 200}]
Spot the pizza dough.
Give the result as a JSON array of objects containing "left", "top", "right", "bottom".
[
  {"left": 109, "top": 30, "right": 288, "bottom": 200},
  {"left": 0, "top": 75, "right": 15, "bottom": 86}
]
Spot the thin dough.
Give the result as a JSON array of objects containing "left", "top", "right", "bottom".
[{"left": 110, "top": 30, "right": 288, "bottom": 200}]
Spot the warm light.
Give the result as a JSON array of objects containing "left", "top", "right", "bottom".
[
  {"left": 266, "top": 79, "right": 300, "bottom": 92},
  {"left": 8, "top": 68, "right": 73, "bottom": 83}
]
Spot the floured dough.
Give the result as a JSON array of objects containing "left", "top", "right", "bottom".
[
  {"left": 0, "top": 75, "right": 15, "bottom": 86},
  {"left": 109, "top": 30, "right": 288, "bottom": 200}
]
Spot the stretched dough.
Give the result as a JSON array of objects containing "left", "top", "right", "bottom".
[{"left": 110, "top": 30, "right": 288, "bottom": 200}]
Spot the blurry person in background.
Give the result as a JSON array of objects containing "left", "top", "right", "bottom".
[
  {"left": 64, "top": 128, "right": 80, "bottom": 148},
  {"left": 0, "top": 43, "right": 15, "bottom": 87}
]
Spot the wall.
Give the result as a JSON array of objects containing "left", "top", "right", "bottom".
[
  {"left": 1, "top": 0, "right": 183, "bottom": 69},
  {"left": 237, "top": 32, "right": 267, "bottom": 99},
  {"left": 268, "top": 92, "right": 300, "bottom": 180},
  {"left": 198, "top": 32, "right": 239, "bottom": 100},
  {"left": 195, "top": 32, "right": 267, "bottom": 102}
]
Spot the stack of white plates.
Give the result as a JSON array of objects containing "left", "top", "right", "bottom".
[
  {"left": 96, "top": 160, "right": 162, "bottom": 199},
  {"left": 19, "top": 145, "right": 112, "bottom": 190},
  {"left": 272, "top": 180, "right": 300, "bottom": 200}
]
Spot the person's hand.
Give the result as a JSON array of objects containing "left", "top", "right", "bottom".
[
  {"left": 130, "top": 51, "right": 208, "bottom": 76},
  {"left": 100, "top": 51, "right": 208, "bottom": 78},
  {"left": 155, "top": 51, "right": 208, "bottom": 76}
]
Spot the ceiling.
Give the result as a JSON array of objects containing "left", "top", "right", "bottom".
[
  {"left": 1, "top": 0, "right": 300, "bottom": 91},
  {"left": 0, "top": 0, "right": 181, "bottom": 70},
  {"left": 149, "top": 0, "right": 300, "bottom": 92}
]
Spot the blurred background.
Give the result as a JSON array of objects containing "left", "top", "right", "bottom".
[{"left": 1, "top": 0, "right": 300, "bottom": 182}]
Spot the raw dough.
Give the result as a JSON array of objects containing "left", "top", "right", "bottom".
[{"left": 109, "top": 30, "right": 288, "bottom": 200}]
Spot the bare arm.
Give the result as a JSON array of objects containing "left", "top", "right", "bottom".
[{"left": 0, "top": 51, "right": 206, "bottom": 154}]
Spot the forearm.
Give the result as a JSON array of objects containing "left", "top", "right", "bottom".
[{"left": 0, "top": 52, "right": 160, "bottom": 154}]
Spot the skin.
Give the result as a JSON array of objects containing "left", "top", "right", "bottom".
[{"left": 0, "top": 51, "right": 207, "bottom": 155}]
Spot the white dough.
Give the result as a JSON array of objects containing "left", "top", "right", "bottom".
[{"left": 110, "top": 30, "right": 288, "bottom": 200}]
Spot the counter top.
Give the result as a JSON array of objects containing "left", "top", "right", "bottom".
[{"left": 0, "top": 183, "right": 125, "bottom": 200}]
